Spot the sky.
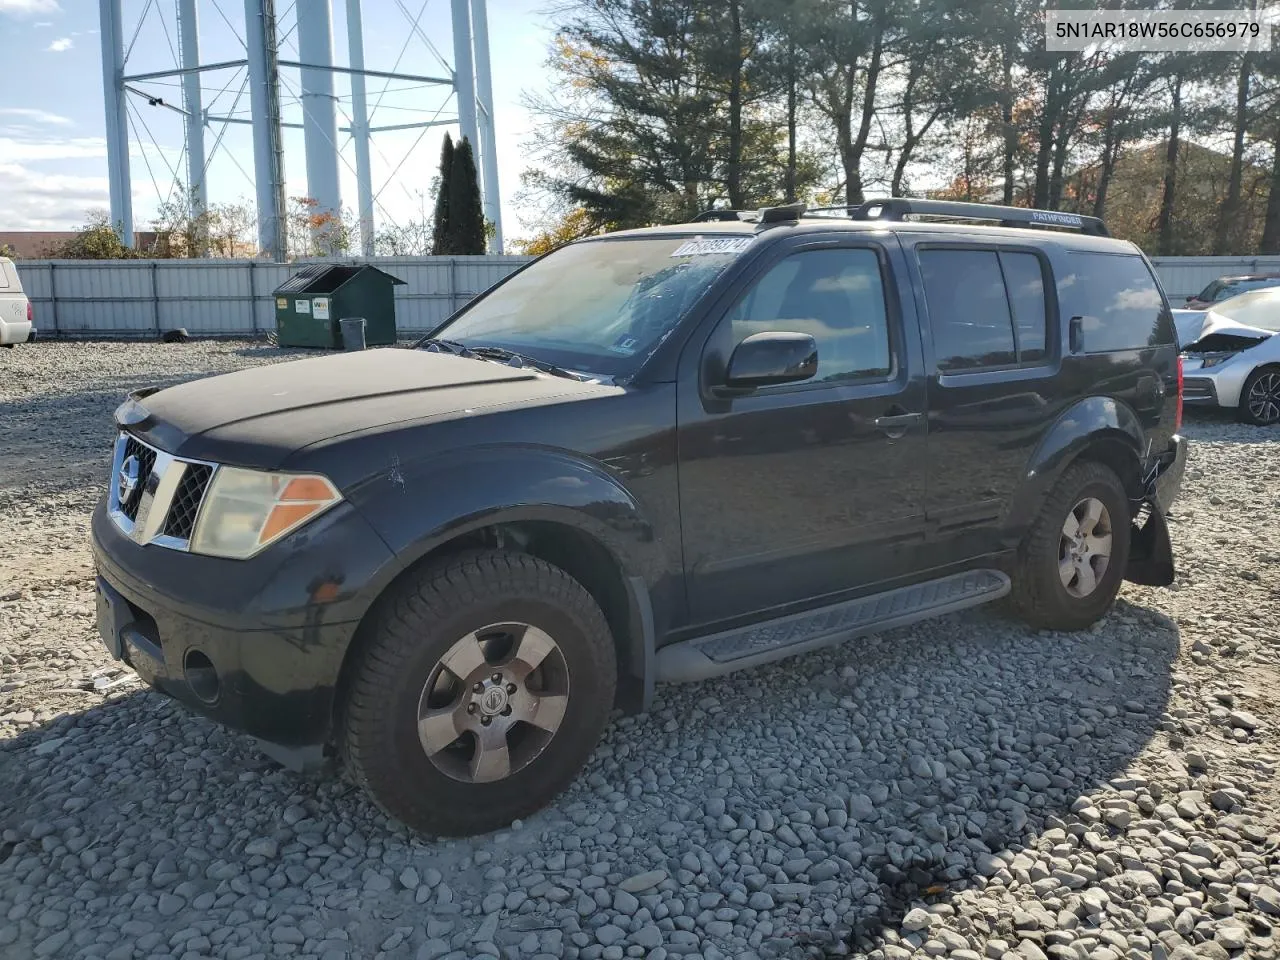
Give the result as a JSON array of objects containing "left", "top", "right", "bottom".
[{"left": 0, "top": 0, "right": 558, "bottom": 247}]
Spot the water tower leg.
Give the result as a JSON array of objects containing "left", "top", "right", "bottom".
[
  {"left": 450, "top": 0, "right": 479, "bottom": 156},
  {"left": 297, "top": 0, "right": 343, "bottom": 248},
  {"left": 346, "top": 0, "right": 375, "bottom": 256},
  {"left": 471, "top": 0, "right": 503, "bottom": 253},
  {"left": 99, "top": 0, "right": 133, "bottom": 246},
  {"left": 178, "top": 0, "right": 208, "bottom": 254}
]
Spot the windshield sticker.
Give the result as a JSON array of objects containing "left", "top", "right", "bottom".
[
  {"left": 670, "top": 237, "right": 754, "bottom": 258},
  {"left": 608, "top": 335, "right": 640, "bottom": 355}
]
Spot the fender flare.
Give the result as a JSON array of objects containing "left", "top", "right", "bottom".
[
  {"left": 343, "top": 445, "right": 664, "bottom": 708},
  {"left": 1004, "top": 396, "right": 1146, "bottom": 534}
]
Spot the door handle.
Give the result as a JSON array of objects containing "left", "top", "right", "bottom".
[
  {"left": 1069, "top": 315, "right": 1084, "bottom": 353},
  {"left": 874, "top": 412, "right": 923, "bottom": 439}
]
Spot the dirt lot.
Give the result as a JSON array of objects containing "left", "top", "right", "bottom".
[{"left": 1, "top": 341, "right": 1278, "bottom": 960}]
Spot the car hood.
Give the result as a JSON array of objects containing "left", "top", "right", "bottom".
[
  {"left": 125, "top": 348, "right": 613, "bottom": 468},
  {"left": 1179, "top": 309, "right": 1276, "bottom": 352}
]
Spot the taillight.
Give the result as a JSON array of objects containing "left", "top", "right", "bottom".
[
  {"left": 1175, "top": 355, "right": 1183, "bottom": 432},
  {"left": 26, "top": 301, "right": 33, "bottom": 324}
]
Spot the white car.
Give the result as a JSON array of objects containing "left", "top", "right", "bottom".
[
  {"left": 1178, "top": 287, "right": 1280, "bottom": 425},
  {"left": 0, "top": 257, "right": 34, "bottom": 346}
]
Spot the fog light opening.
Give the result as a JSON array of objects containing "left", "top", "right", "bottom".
[{"left": 183, "top": 649, "right": 220, "bottom": 704}]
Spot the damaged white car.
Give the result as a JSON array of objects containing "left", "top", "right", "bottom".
[{"left": 1177, "top": 287, "right": 1280, "bottom": 425}]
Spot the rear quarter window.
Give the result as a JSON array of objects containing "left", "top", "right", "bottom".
[{"left": 1068, "top": 252, "right": 1174, "bottom": 352}]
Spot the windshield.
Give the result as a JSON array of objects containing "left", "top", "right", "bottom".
[{"left": 428, "top": 235, "right": 754, "bottom": 377}]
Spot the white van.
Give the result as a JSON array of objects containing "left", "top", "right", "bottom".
[{"left": 0, "top": 257, "right": 34, "bottom": 345}]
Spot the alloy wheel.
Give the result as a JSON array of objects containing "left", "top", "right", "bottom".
[
  {"left": 1247, "top": 372, "right": 1280, "bottom": 425},
  {"left": 416, "top": 622, "right": 570, "bottom": 784},
  {"left": 1059, "top": 497, "right": 1113, "bottom": 599}
]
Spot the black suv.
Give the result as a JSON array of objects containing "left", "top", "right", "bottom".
[{"left": 92, "top": 199, "right": 1187, "bottom": 836}]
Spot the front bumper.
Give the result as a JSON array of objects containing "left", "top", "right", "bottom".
[{"left": 91, "top": 498, "right": 395, "bottom": 749}]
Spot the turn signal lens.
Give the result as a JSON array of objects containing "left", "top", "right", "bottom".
[{"left": 190, "top": 467, "right": 341, "bottom": 559}]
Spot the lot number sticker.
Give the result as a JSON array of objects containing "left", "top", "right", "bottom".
[
  {"left": 313, "top": 298, "right": 330, "bottom": 320},
  {"left": 295, "top": 300, "right": 311, "bottom": 315},
  {"left": 670, "top": 237, "right": 754, "bottom": 258}
]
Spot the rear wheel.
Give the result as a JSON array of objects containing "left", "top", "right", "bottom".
[
  {"left": 1008, "top": 461, "right": 1131, "bottom": 631},
  {"left": 1239, "top": 367, "right": 1280, "bottom": 426},
  {"left": 341, "top": 551, "right": 617, "bottom": 836}
]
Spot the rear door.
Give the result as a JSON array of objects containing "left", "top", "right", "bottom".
[
  {"left": 676, "top": 233, "right": 930, "bottom": 625},
  {"left": 902, "top": 238, "right": 1064, "bottom": 565}
]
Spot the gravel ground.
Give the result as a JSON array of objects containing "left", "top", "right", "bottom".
[{"left": 2, "top": 340, "right": 1278, "bottom": 960}]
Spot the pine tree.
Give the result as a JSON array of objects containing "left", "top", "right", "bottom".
[
  {"left": 448, "top": 136, "right": 487, "bottom": 255},
  {"left": 430, "top": 133, "right": 455, "bottom": 255}
]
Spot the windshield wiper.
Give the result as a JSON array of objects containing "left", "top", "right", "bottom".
[
  {"left": 418, "top": 338, "right": 593, "bottom": 382},
  {"left": 417, "top": 337, "right": 479, "bottom": 358},
  {"left": 467, "top": 346, "right": 592, "bottom": 382}
]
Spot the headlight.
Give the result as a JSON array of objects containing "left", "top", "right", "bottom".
[
  {"left": 190, "top": 467, "right": 341, "bottom": 559},
  {"left": 1200, "top": 352, "right": 1237, "bottom": 369}
]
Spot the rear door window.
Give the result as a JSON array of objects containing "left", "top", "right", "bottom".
[
  {"left": 1068, "top": 253, "right": 1171, "bottom": 352},
  {"left": 917, "top": 248, "right": 1051, "bottom": 372}
]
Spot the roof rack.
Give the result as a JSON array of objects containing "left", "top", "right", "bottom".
[{"left": 806, "top": 198, "right": 1110, "bottom": 237}]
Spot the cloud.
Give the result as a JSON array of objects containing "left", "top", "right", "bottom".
[
  {"left": 0, "top": 163, "right": 109, "bottom": 230},
  {"left": 0, "top": 0, "right": 62, "bottom": 17},
  {"left": 0, "top": 108, "right": 72, "bottom": 127},
  {"left": 0, "top": 135, "right": 106, "bottom": 162},
  {"left": 33, "top": 19, "right": 52, "bottom": 27},
  {"left": 47, "top": 36, "right": 71, "bottom": 51}
]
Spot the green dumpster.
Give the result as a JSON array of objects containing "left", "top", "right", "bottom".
[{"left": 273, "top": 264, "right": 406, "bottom": 348}]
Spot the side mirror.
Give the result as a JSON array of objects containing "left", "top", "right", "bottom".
[{"left": 725, "top": 331, "right": 818, "bottom": 388}]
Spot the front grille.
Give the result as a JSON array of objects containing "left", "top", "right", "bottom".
[
  {"left": 108, "top": 432, "right": 217, "bottom": 550},
  {"left": 120, "top": 436, "right": 157, "bottom": 520},
  {"left": 161, "top": 463, "right": 213, "bottom": 541}
]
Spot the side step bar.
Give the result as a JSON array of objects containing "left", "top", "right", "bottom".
[{"left": 656, "top": 569, "right": 1010, "bottom": 683}]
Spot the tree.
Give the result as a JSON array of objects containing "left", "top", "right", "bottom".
[
  {"left": 47, "top": 211, "right": 141, "bottom": 259},
  {"left": 286, "top": 197, "right": 355, "bottom": 259},
  {"left": 447, "top": 136, "right": 487, "bottom": 254},
  {"left": 430, "top": 133, "right": 455, "bottom": 255}
]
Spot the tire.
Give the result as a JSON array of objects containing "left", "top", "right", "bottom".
[
  {"left": 341, "top": 550, "right": 617, "bottom": 836},
  {"left": 1008, "top": 461, "right": 1131, "bottom": 632},
  {"left": 1238, "top": 367, "right": 1280, "bottom": 426}
]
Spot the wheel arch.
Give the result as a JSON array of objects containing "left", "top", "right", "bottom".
[
  {"left": 1006, "top": 396, "right": 1147, "bottom": 534},
  {"left": 332, "top": 506, "right": 657, "bottom": 743}
]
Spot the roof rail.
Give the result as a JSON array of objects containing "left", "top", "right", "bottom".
[
  {"left": 808, "top": 198, "right": 1111, "bottom": 237},
  {"left": 689, "top": 209, "right": 752, "bottom": 222},
  {"left": 688, "top": 202, "right": 807, "bottom": 225}
]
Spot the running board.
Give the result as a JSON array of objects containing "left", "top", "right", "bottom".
[{"left": 656, "top": 569, "right": 1010, "bottom": 683}]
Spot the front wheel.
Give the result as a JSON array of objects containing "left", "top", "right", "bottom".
[
  {"left": 1008, "top": 461, "right": 1131, "bottom": 631},
  {"left": 1239, "top": 367, "right": 1280, "bottom": 426},
  {"left": 341, "top": 551, "right": 617, "bottom": 836}
]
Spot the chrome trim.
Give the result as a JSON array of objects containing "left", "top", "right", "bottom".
[{"left": 106, "top": 433, "right": 219, "bottom": 552}]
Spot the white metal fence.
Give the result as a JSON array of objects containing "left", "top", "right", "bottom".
[
  {"left": 14, "top": 256, "right": 533, "bottom": 338},
  {"left": 1148, "top": 256, "right": 1280, "bottom": 302},
  {"left": 13, "top": 254, "right": 1280, "bottom": 338}
]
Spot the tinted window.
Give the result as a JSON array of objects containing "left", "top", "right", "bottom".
[
  {"left": 1002, "top": 252, "right": 1048, "bottom": 363},
  {"left": 918, "top": 250, "right": 1016, "bottom": 371},
  {"left": 1069, "top": 253, "right": 1168, "bottom": 352},
  {"left": 728, "top": 248, "right": 892, "bottom": 383}
]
